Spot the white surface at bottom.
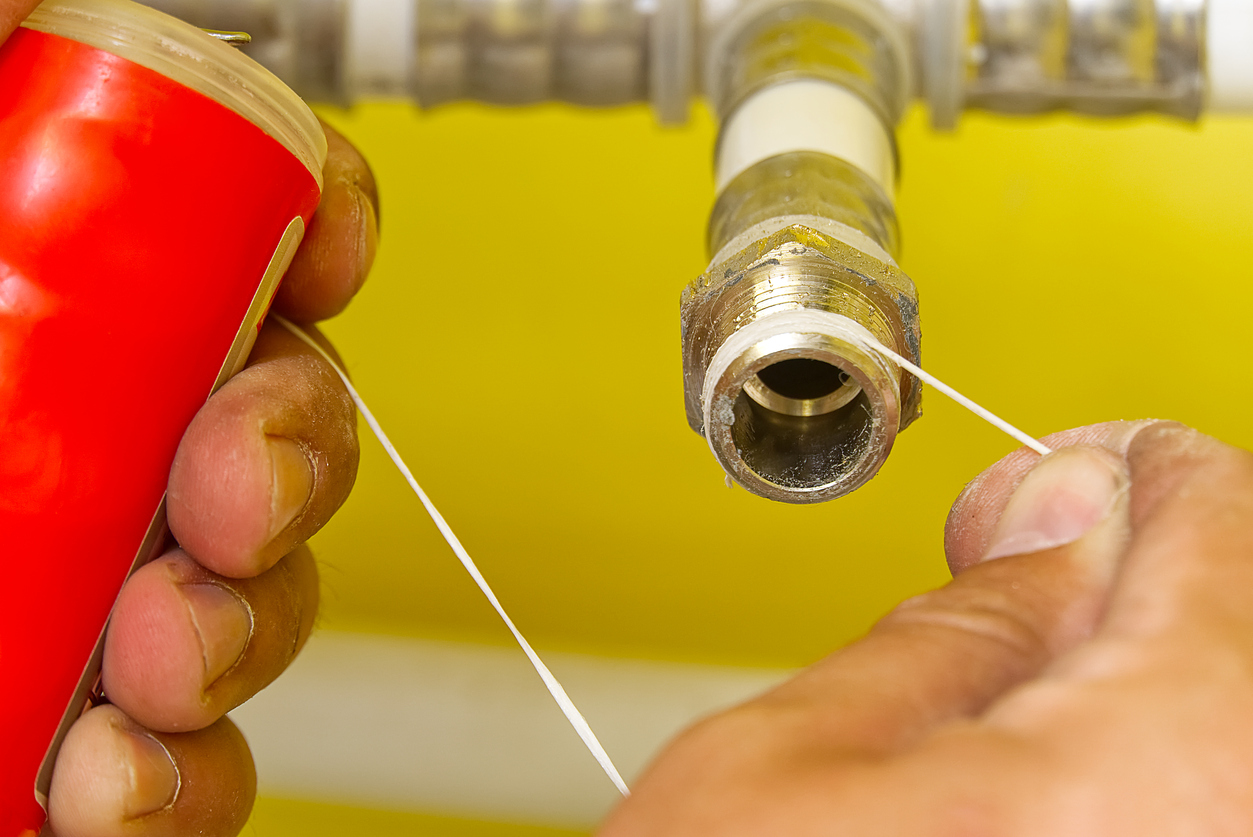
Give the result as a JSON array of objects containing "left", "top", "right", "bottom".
[{"left": 231, "top": 630, "right": 791, "bottom": 829}]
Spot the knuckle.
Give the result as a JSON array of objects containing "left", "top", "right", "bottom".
[{"left": 882, "top": 587, "right": 1051, "bottom": 665}]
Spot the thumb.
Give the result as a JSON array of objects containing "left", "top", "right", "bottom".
[
  {"left": 600, "top": 447, "right": 1134, "bottom": 837},
  {"left": 759, "top": 445, "right": 1132, "bottom": 757}
]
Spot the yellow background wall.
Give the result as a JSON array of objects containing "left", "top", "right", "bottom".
[{"left": 245, "top": 100, "right": 1253, "bottom": 834}]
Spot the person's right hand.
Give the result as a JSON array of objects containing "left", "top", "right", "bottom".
[{"left": 601, "top": 420, "right": 1253, "bottom": 836}]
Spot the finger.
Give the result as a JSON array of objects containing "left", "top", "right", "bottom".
[
  {"left": 272, "top": 119, "right": 379, "bottom": 323},
  {"left": 797, "top": 450, "right": 1128, "bottom": 738},
  {"left": 0, "top": 0, "right": 39, "bottom": 41},
  {"left": 47, "top": 705, "right": 254, "bottom": 837},
  {"left": 603, "top": 447, "right": 1132, "bottom": 836},
  {"left": 102, "top": 546, "right": 318, "bottom": 733},
  {"left": 768, "top": 447, "right": 1130, "bottom": 751},
  {"left": 945, "top": 419, "right": 1164, "bottom": 573},
  {"left": 908, "top": 425, "right": 1253, "bottom": 836},
  {"left": 167, "top": 319, "right": 358, "bottom": 578},
  {"left": 1091, "top": 422, "right": 1253, "bottom": 644}
]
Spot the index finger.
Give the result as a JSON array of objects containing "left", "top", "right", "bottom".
[
  {"left": 167, "top": 320, "right": 359, "bottom": 578},
  {"left": 1099, "top": 423, "right": 1253, "bottom": 642},
  {"left": 271, "top": 119, "right": 380, "bottom": 323}
]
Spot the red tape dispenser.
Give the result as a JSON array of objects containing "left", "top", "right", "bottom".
[{"left": 0, "top": 1, "right": 324, "bottom": 831}]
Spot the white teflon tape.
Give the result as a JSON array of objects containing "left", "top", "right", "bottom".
[
  {"left": 864, "top": 334, "right": 1052, "bottom": 457},
  {"left": 705, "top": 309, "right": 1051, "bottom": 458},
  {"left": 700, "top": 308, "right": 893, "bottom": 445},
  {"left": 272, "top": 315, "right": 631, "bottom": 798},
  {"left": 715, "top": 79, "right": 896, "bottom": 194},
  {"left": 344, "top": 0, "right": 417, "bottom": 98},
  {"left": 273, "top": 305, "right": 1044, "bottom": 797},
  {"left": 1208, "top": 0, "right": 1253, "bottom": 111}
]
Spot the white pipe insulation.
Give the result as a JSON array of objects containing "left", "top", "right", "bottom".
[
  {"left": 1208, "top": 0, "right": 1253, "bottom": 111},
  {"left": 714, "top": 79, "right": 897, "bottom": 195},
  {"left": 343, "top": 0, "right": 415, "bottom": 99}
]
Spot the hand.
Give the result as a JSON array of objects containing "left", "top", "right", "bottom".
[
  {"left": 0, "top": 4, "right": 382, "bottom": 832},
  {"left": 600, "top": 420, "right": 1253, "bottom": 836}
]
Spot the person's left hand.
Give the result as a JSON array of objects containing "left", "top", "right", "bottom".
[{"left": 0, "top": 3, "right": 382, "bottom": 831}]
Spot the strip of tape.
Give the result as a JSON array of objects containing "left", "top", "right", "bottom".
[
  {"left": 863, "top": 336, "right": 1052, "bottom": 457},
  {"left": 272, "top": 314, "right": 631, "bottom": 797},
  {"left": 272, "top": 308, "right": 1047, "bottom": 800}
]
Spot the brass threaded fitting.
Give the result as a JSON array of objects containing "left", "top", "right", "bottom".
[{"left": 681, "top": 217, "right": 921, "bottom": 502}]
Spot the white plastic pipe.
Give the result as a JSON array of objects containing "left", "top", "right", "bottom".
[
  {"left": 715, "top": 79, "right": 896, "bottom": 196},
  {"left": 344, "top": 0, "right": 417, "bottom": 98},
  {"left": 1208, "top": 0, "right": 1253, "bottom": 111}
]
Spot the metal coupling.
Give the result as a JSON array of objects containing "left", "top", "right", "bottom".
[
  {"left": 682, "top": 155, "right": 921, "bottom": 503},
  {"left": 685, "top": 0, "right": 920, "bottom": 503},
  {"left": 963, "top": 0, "right": 1206, "bottom": 119},
  {"left": 702, "top": 0, "right": 911, "bottom": 122},
  {"left": 415, "top": 0, "right": 651, "bottom": 106}
]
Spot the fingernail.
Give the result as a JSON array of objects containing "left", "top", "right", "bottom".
[
  {"left": 180, "top": 582, "right": 252, "bottom": 687},
  {"left": 352, "top": 185, "right": 378, "bottom": 280},
  {"left": 983, "top": 447, "right": 1126, "bottom": 561},
  {"left": 120, "top": 726, "right": 179, "bottom": 819},
  {"left": 268, "top": 436, "right": 313, "bottom": 543}
]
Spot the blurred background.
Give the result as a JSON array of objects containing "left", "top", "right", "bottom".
[{"left": 231, "top": 100, "right": 1253, "bottom": 835}]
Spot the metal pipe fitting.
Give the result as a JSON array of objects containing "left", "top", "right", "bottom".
[
  {"left": 684, "top": 0, "right": 920, "bottom": 502},
  {"left": 707, "top": 150, "right": 899, "bottom": 256},
  {"left": 680, "top": 218, "right": 921, "bottom": 502},
  {"left": 415, "top": 0, "right": 652, "bottom": 106},
  {"left": 140, "top": 0, "right": 1246, "bottom": 123},
  {"left": 148, "top": 0, "right": 352, "bottom": 103},
  {"left": 961, "top": 0, "right": 1206, "bottom": 119},
  {"left": 133, "top": 0, "right": 1253, "bottom": 504},
  {"left": 683, "top": 155, "right": 921, "bottom": 502},
  {"left": 701, "top": 0, "right": 911, "bottom": 121}
]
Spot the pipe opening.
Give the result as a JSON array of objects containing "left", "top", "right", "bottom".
[
  {"left": 759, "top": 358, "right": 846, "bottom": 398},
  {"left": 743, "top": 358, "right": 862, "bottom": 417},
  {"left": 730, "top": 384, "right": 875, "bottom": 490},
  {"left": 698, "top": 310, "right": 903, "bottom": 502}
]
